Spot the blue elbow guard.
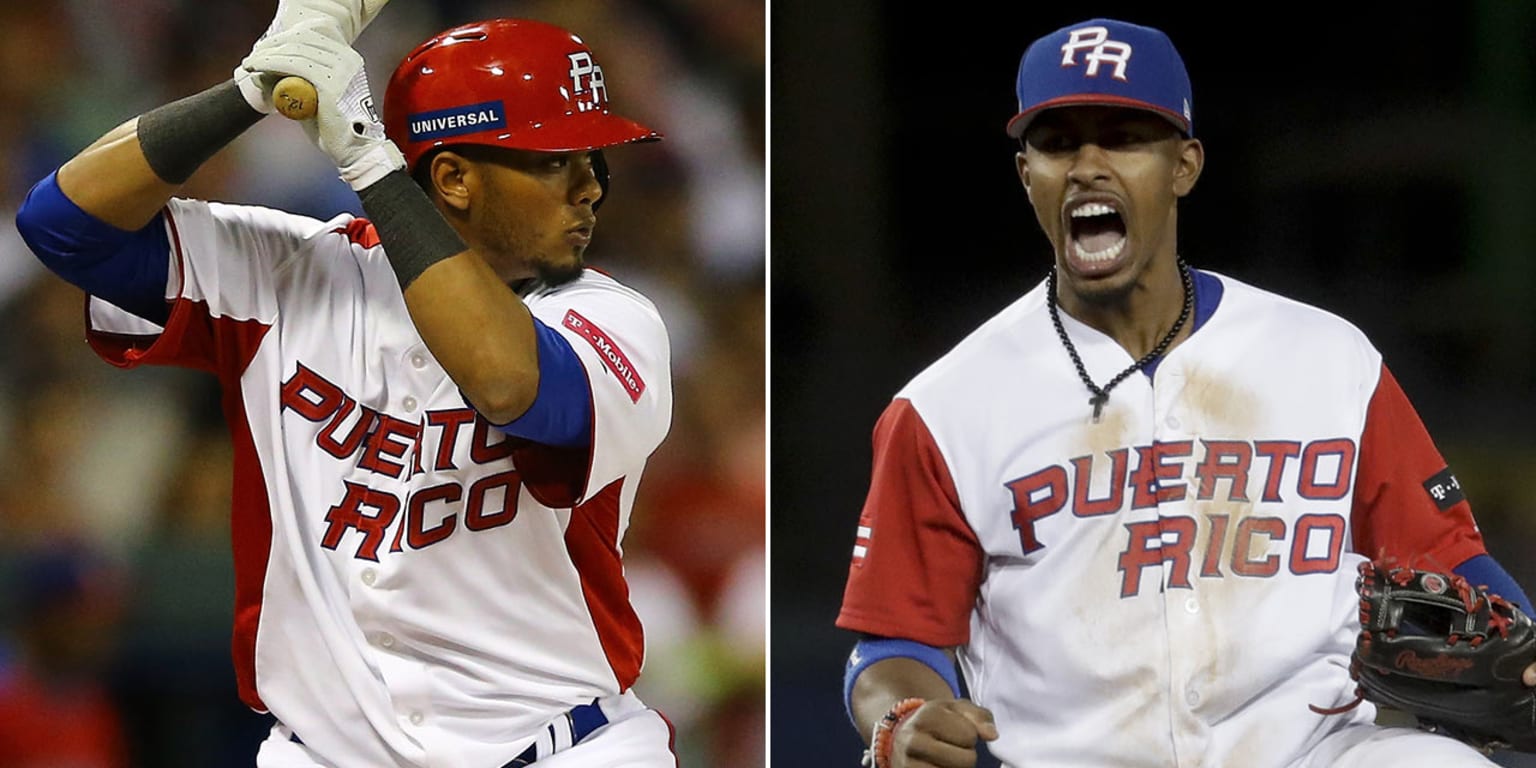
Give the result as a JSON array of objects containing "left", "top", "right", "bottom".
[
  {"left": 489, "top": 319, "right": 593, "bottom": 447},
  {"left": 16, "top": 170, "right": 170, "bottom": 324},
  {"left": 843, "top": 637, "right": 961, "bottom": 728}
]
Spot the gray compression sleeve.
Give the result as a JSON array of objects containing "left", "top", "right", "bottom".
[
  {"left": 136, "top": 80, "right": 264, "bottom": 185},
  {"left": 356, "top": 170, "right": 467, "bottom": 289}
]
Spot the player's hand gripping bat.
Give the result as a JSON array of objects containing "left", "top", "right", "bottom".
[
  {"left": 267, "top": 0, "right": 391, "bottom": 120},
  {"left": 275, "top": 77, "right": 319, "bottom": 120}
]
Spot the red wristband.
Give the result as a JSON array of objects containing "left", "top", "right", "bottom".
[{"left": 871, "top": 697, "right": 926, "bottom": 768}]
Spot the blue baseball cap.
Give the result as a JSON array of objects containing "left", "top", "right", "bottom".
[{"left": 1006, "top": 18, "right": 1193, "bottom": 139}]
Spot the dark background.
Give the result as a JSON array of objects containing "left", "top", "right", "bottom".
[{"left": 772, "top": 2, "right": 1536, "bottom": 765}]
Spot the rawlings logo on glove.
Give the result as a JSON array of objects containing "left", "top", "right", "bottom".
[
  {"left": 1312, "top": 560, "right": 1536, "bottom": 754},
  {"left": 1392, "top": 651, "right": 1475, "bottom": 679}
]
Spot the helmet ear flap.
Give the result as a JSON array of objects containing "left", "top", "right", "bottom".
[{"left": 592, "top": 149, "right": 610, "bottom": 211}]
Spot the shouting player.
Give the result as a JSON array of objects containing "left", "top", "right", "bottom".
[
  {"left": 16, "top": 4, "right": 678, "bottom": 767},
  {"left": 837, "top": 17, "right": 1536, "bottom": 768}
]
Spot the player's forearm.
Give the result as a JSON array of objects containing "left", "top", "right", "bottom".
[
  {"left": 402, "top": 254, "right": 541, "bottom": 422},
  {"left": 851, "top": 657, "right": 962, "bottom": 745},
  {"left": 56, "top": 118, "right": 179, "bottom": 231},
  {"left": 57, "top": 80, "right": 263, "bottom": 231},
  {"left": 357, "top": 171, "right": 541, "bottom": 423}
]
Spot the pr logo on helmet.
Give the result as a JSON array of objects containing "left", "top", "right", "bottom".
[
  {"left": 566, "top": 52, "right": 608, "bottom": 110},
  {"left": 407, "top": 101, "right": 508, "bottom": 142}
]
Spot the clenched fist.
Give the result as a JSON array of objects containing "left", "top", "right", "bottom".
[{"left": 889, "top": 699, "right": 999, "bottom": 768}]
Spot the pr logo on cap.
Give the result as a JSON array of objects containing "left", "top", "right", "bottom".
[
  {"left": 1059, "top": 26, "right": 1132, "bottom": 80},
  {"left": 1006, "top": 18, "right": 1193, "bottom": 139}
]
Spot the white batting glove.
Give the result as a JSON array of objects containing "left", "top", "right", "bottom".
[
  {"left": 235, "top": 0, "right": 391, "bottom": 113},
  {"left": 241, "top": 20, "right": 405, "bottom": 189}
]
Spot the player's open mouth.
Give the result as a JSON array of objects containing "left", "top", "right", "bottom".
[{"left": 1067, "top": 201, "right": 1127, "bottom": 271}]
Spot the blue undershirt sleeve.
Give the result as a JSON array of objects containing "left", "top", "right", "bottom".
[
  {"left": 1454, "top": 553, "right": 1533, "bottom": 616},
  {"left": 488, "top": 318, "right": 593, "bottom": 448},
  {"left": 844, "top": 636, "right": 962, "bottom": 728},
  {"left": 14, "top": 171, "right": 171, "bottom": 325}
]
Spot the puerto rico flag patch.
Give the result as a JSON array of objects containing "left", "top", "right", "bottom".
[
  {"left": 564, "top": 310, "right": 645, "bottom": 403},
  {"left": 852, "top": 523, "right": 872, "bottom": 566}
]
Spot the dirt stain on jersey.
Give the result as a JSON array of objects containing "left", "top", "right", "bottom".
[
  {"left": 1117, "top": 663, "right": 1178, "bottom": 763},
  {"left": 1073, "top": 512, "right": 1135, "bottom": 627},
  {"left": 1221, "top": 725, "right": 1278, "bottom": 768},
  {"left": 1067, "top": 405, "right": 1134, "bottom": 626},
  {"left": 1188, "top": 496, "right": 1259, "bottom": 695},
  {"left": 1178, "top": 365, "right": 1263, "bottom": 697},
  {"left": 1076, "top": 405, "right": 1131, "bottom": 460},
  {"left": 1180, "top": 366, "right": 1259, "bottom": 436}
]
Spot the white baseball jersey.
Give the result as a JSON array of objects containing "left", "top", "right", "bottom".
[
  {"left": 84, "top": 198, "right": 673, "bottom": 768},
  {"left": 838, "top": 270, "right": 1488, "bottom": 768}
]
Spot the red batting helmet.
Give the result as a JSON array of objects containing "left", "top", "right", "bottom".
[{"left": 383, "top": 18, "right": 663, "bottom": 172}]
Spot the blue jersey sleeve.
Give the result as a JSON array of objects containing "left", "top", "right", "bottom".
[
  {"left": 487, "top": 317, "right": 593, "bottom": 448},
  {"left": 14, "top": 171, "right": 171, "bottom": 325}
]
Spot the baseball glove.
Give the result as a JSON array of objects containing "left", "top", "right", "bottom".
[{"left": 1314, "top": 559, "right": 1536, "bottom": 753}]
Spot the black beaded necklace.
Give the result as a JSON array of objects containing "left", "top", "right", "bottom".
[{"left": 1047, "top": 258, "right": 1194, "bottom": 422}]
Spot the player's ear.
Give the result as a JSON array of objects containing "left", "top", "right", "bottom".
[
  {"left": 1172, "top": 138, "right": 1204, "bottom": 197},
  {"left": 429, "top": 151, "right": 476, "bottom": 213},
  {"left": 1016, "top": 150, "right": 1032, "bottom": 198}
]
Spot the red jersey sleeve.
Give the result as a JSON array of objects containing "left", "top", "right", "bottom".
[
  {"left": 836, "top": 397, "right": 984, "bottom": 647},
  {"left": 1351, "top": 364, "right": 1486, "bottom": 569}
]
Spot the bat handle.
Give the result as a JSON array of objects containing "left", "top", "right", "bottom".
[{"left": 274, "top": 76, "right": 318, "bottom": 120}]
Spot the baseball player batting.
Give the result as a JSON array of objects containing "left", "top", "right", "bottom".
[
  {"left": 15, "top": 3, "right": 679, "bottom": 767},
  {"left": 836, "top": 18, "right": 1536, "bottom": 768}
]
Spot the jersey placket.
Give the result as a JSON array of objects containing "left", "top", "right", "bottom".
[
  {"left": 1150, "top": 365, "right": 1214, "bottom": 766},
  {"left": 350, "top": 340, "right": 448, "bottom": 763},
  {"left": 341, "top": 505, "right": 439, "bottom": 761}
]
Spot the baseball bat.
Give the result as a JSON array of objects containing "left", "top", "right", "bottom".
[{"left": 274, "top": 76, "right": 318, "bottom": 120}]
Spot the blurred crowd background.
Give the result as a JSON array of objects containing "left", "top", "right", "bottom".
[
  {"left": 0, "top": 1, "right": 763, "bottom": 766},
  {"left": 774, "top": 2, "right": 1536, "bottom": 767}
]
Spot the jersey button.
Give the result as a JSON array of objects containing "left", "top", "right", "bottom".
[
  {"left": 1186, "top": 688, "right": 1201, "bottom": 708},
  {"left": 1166, "top": 415, "right": 1181, "bottom": 429},
  {"left": 409, "top": 712, "right": 424, "bottom": 726},
  {"left": 411, "top": 353, "right": 427, "bottom": 370},
  {"left": 403, "top": 396, "right": 418, "bottom": 412},
  {"left": 1184, "top": 597, "right": 1200, "bottom": 614},
  {"left": 377, "top": 633, "right": 395, "bottom": 649},
  {"left": 361, "top": 568, "right": 377, "bottom": 586}
]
